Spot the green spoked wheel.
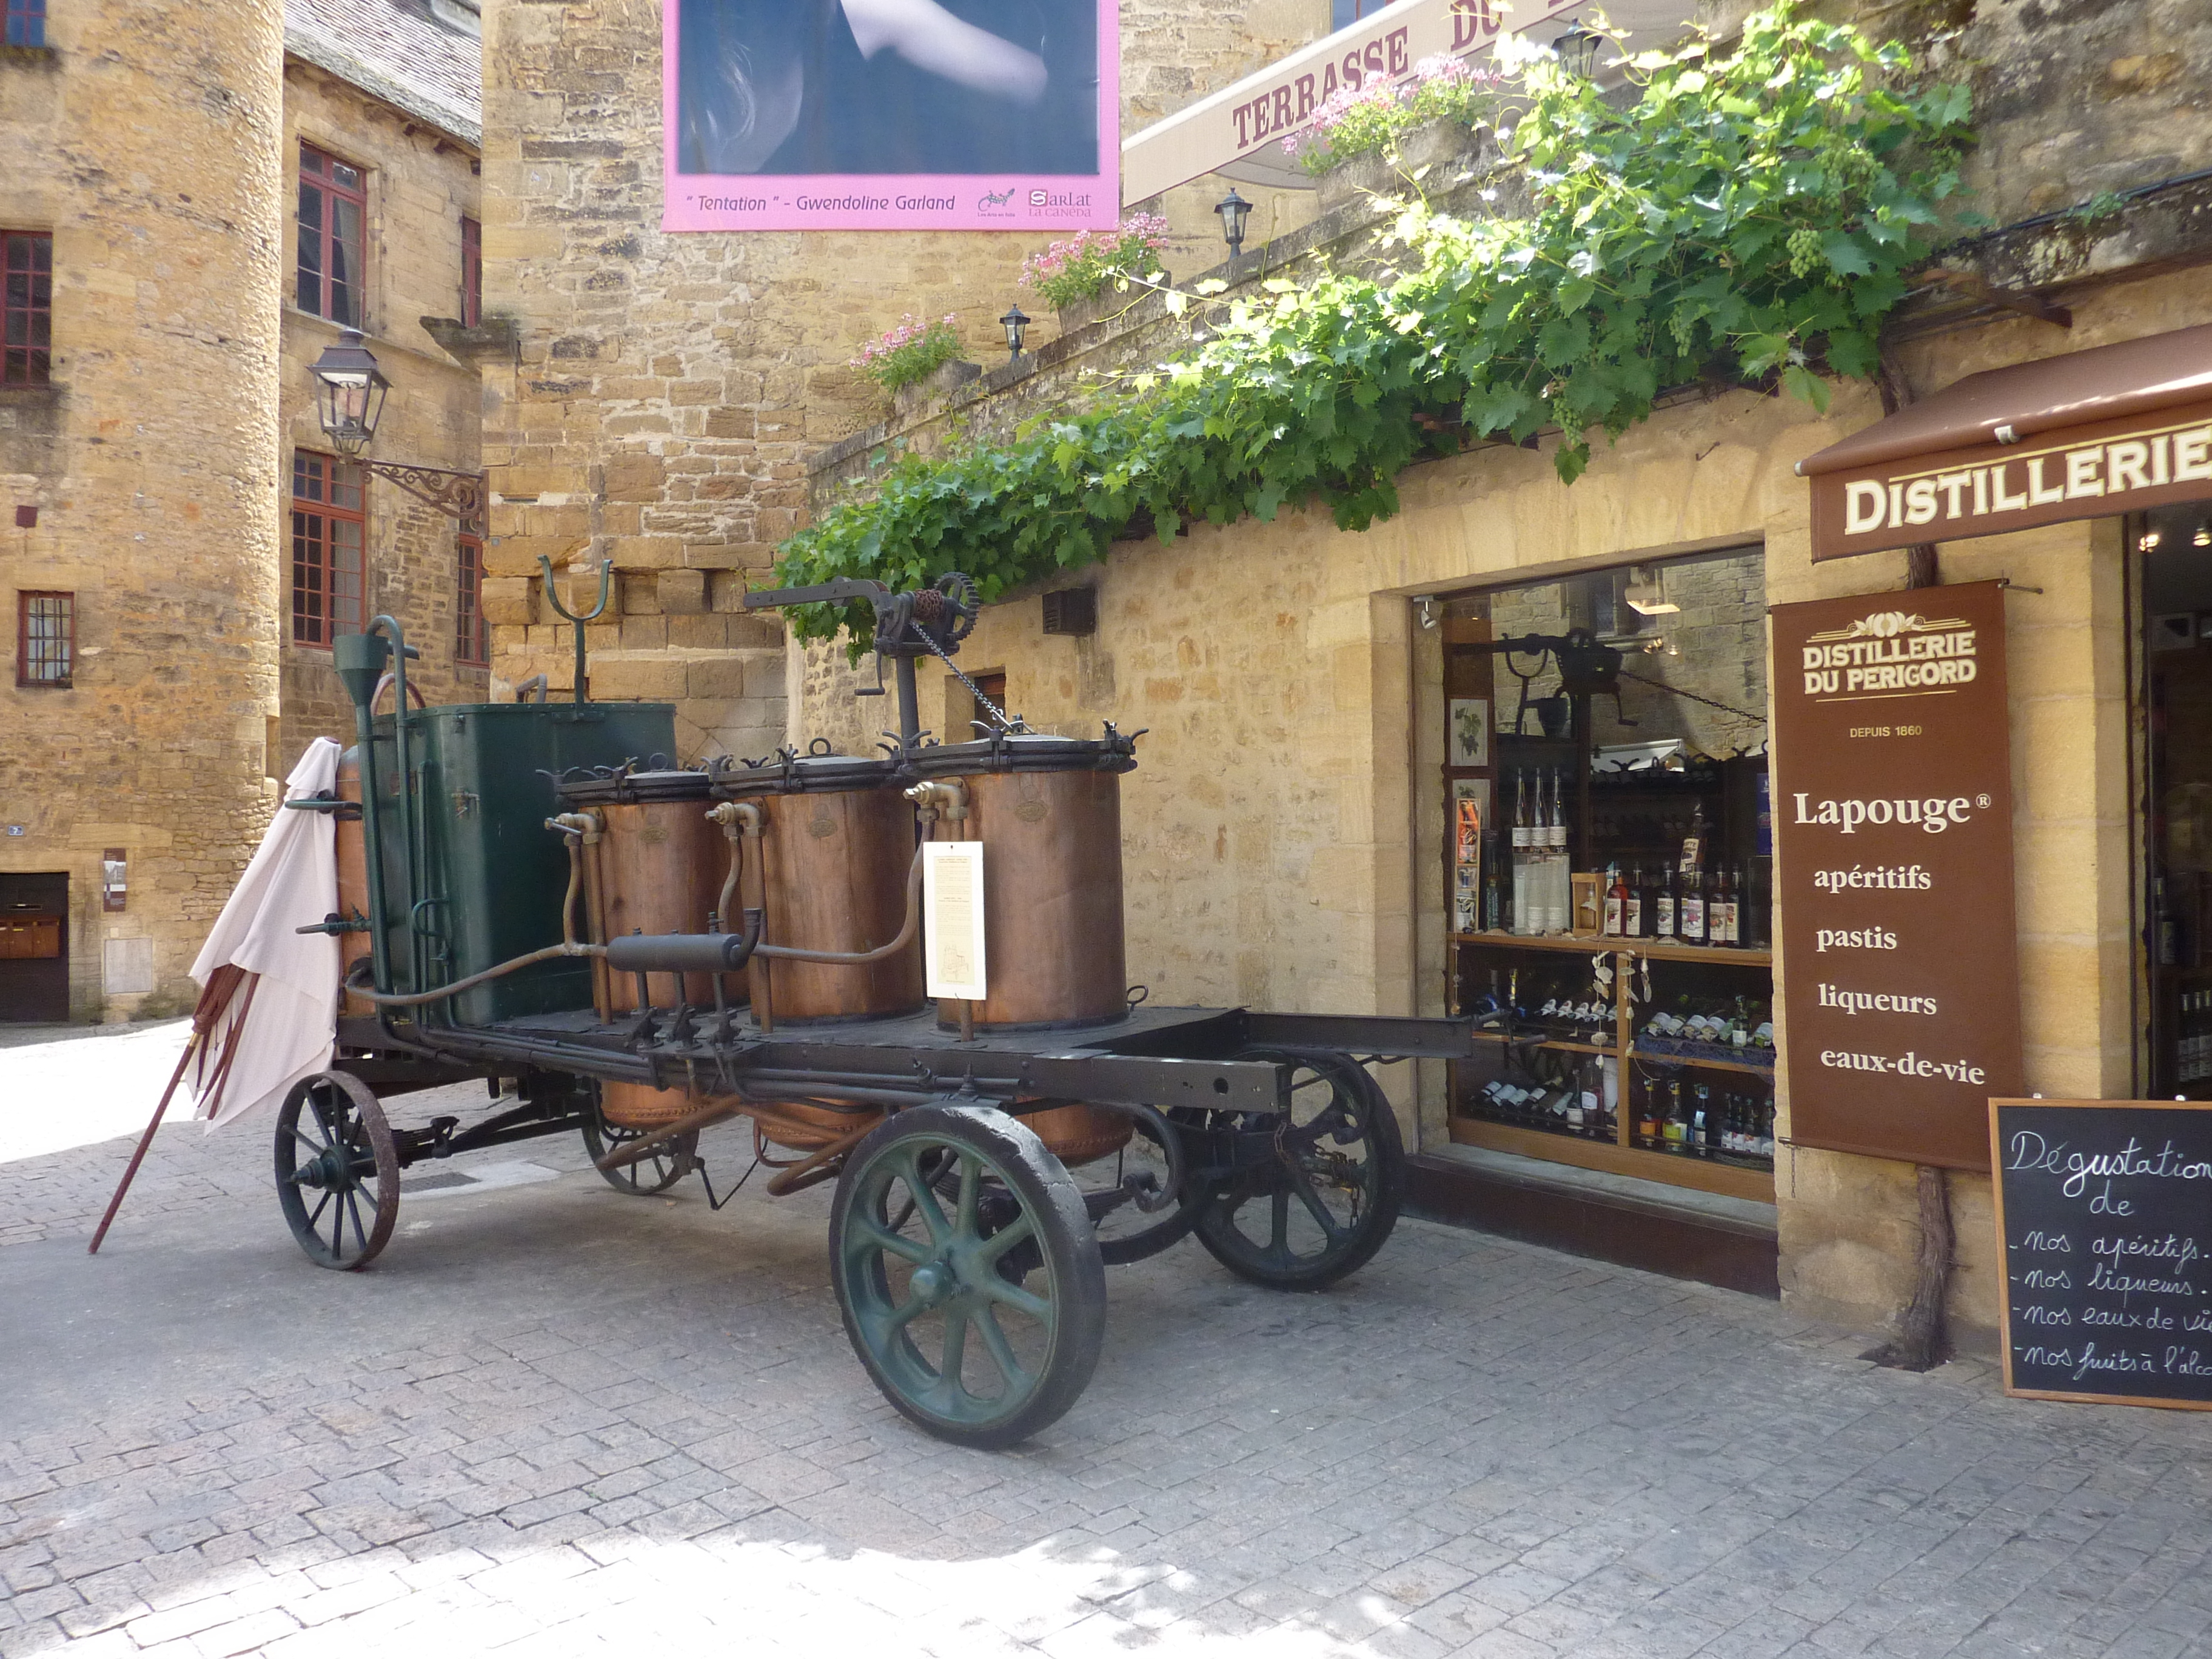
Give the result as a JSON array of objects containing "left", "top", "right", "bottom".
[
  {"left": 1192, "top": 1048, "right": 1404, "bottom": 1291},
  {"left": 830, "top": 1104, "right": 1106, "bottom": 1449},
  {"left": 273, "top": 1071, "right": 400, "bottom": 1271}
]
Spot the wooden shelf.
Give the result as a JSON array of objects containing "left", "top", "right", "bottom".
[
  {"left": 1450, "top": 931, "right": 1771, "bottom": 968},
  {"left": 1448, "top": 1116, "right": 1775, "bottom": 1202},
  {"left": 1626, "top": 1045, "right": 1775, "bottom": 1078},
  {"left": 1470, "top": 1031, "right": 1618, "bottom": 1056}
]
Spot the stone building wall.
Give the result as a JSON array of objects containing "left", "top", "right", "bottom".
[
  {"left": 277, "top": 58, "right": 487, "bottom": 762},
  {"left": 478, "top": 0, "right": 1342, "bottom": 766},
  {"left": 0, "top": 0, "right": 288, "bottom": 1021}
]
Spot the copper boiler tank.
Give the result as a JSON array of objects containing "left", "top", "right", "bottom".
[
  {"left": 554, "top": 767, "right": 743, "bottom": 1014},
  {"left": 711, "top": 749, "right": 924, "bottom": 1024},
  {"left": 905, "top": 734, "right": 1137, "bottom": 1031},
  {"left": 335, "top": 750, "right": 373, "bottom": 1016}
]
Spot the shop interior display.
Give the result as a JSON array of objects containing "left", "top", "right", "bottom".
[
  {"left": 1436, "top": 553, "right": 1777, "bottom": 1199},
  {"left": 2139, "top": 500, "right": 2212, "bottom": 1099}
]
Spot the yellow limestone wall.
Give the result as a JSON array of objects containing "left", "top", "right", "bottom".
[
  {"left": 862, "top": 266, "right": 2202, "bottom": 1344},
  {"left": 0, "top": 0, "right": 288, "bottom": 1020}
]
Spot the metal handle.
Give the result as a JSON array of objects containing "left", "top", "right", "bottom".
[{"left": 538, "top": 557, "right": 613, "bottom": 705}]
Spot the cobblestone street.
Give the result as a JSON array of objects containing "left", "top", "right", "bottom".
[{"left": 2, "top": 1043, "right": 2209, "bottom": 1659}]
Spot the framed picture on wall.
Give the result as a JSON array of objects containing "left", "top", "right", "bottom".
[{"left": 1449, "top": 699, "right": 1490, "bottom": 768}]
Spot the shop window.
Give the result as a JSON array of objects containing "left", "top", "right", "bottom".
[
  {"left": 1434, "top": 547, "right": 1777, "bottom": 1201},
  {"left": 291, "top": 452, "right": 365, "bottom": 646},
  {"left": 297, "top": 145, "right": 367, "bottom": 327},
  {"left": 2, "top": 230, "right": 52, "bottom": 386},
  {"left": 460, "top": 215, "right": 481, "bottom": 328},
  {"left": 16, "top": 591, "right": 71, "bottom": 687},
  {"left": 4, "top": 0, "right": 44, "bottom": 47},
  {"left": 455, "top": 529, "right": 488, "bottom": 666},
  {"left": 2134, "top": 501, "right": 2212, "bottom": 1097}
]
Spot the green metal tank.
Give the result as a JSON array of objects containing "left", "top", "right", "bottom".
[{"left": 351, "top": 701, "right": 676, "bottom": 1024}]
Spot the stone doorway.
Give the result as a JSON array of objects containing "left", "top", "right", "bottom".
[{"left": 0, "top": 872, "right": 70, "bottom": 1022}]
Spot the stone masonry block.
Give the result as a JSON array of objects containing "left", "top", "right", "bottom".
[{"left": 657, "top": 569, "right": 708, "bottom": 615}]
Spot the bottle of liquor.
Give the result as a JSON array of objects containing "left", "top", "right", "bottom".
[
  {"left": 1711, "top": 864, "right": 1734, "bottom": 947},
  {"left": 1679, "top": 827, "right": 1707, "bottom": 945},
  {"left": 1636, "top": 1081, "right": 1661, "bottom": 1148},
  {"left": 1603, "top": 862, "right": 1626, "bottom": 937},
  {"left": 1481, "top": 833, "right": 1504, "bottom": 933},
  {"left": 1545, "top": 768, "right": 1569, "bottom": 933},
  {"left": 1512, "top": 773, "right": 1534, "bottom": 936},
  {"left": 1655, "top": 859, "right": 1677, "bottom": 940},
  {"left": 1623, "top": 860, "right": 1644, "bottom": 939}
]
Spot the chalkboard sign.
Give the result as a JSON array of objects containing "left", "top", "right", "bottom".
[{"left": 1991, "top": 1099, "right": 2212, "bottom": 1410}]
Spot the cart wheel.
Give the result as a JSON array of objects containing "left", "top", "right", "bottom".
[
  {"left": 273, "top": 1071, "right": 400, "bottom": 1271},
  {"left": 580, "top": 1104, "right": 698, "bottom": 1197},
  {"left": 830, "top": 1103, "right": 1106, "bottom": 1449},
  {"left": 1066, "top": 1109, "right": 1204, "bottom": 1267},
  {"left": 1191, "top": 1048, "right": 1403, "bottom": 1291}
]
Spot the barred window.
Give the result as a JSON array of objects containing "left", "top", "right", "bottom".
[
  {"left": 297, "top": 145, "right": 366, "bottom": 327},
  {"left": 3, "top": 231, "right": 52, "bottom": 386},
  {"left": 455, "top": 531, "right": 488, "bottom": 666},
  {"left": 16, "top": 592, "right": 71, "bottom": 688},
  {"left": 4, "top": 0, "right": 44, "bottom": 47},
  {"left": 292, "top": 452, "right": 365, "bottom": 646},
  {"left": 460, "top": 216, "right": 481, "bottom": 329}
]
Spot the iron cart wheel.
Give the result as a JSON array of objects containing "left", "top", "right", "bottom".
[
  {"left": 273, "top": 1071, "right": 401, "bottom": 1271},
  {"left": 580, "top": 1098, "right": 699, "bottom": 1197},
  {"left": 830, "top": 1104, "right": 1107, "bottom": 1449},
  {"left": 1066, "top": 1108, "right": 1204, "bottom": 1267},
  {"left": 1192, "top": 1047, "right": 1404, "bottom": 1291}
]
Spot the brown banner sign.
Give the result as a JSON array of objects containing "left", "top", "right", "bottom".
[
  {"left": 1808, "top": 397, "right": 2212, "bottom": 561},
  {"left": 1770, "top": 580, "right": 2023, "bottom": 1169}
]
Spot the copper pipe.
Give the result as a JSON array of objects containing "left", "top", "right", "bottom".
[
  {"left": 751, "top": 840, "right": 925, "bottom": 965},
  {"left": 764, "top": 1119, "right": 880, "bottom": 1196}
]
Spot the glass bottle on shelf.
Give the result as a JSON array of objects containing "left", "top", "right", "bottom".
[
  {"left": 1603, "top": 862, "right": 1626, "bottom": 937},
  {"left": 1512, "top": 771, "right": 1535, "bottom": 936},
  {"left": 1482, "top": 832, "right": 1504, "bottom": 933},
  {"left": 1545, "top": 768, "right": 1569, "bottom": 933},
  {"left": 1655, "top": 859, "right": 1677, "bottom": 940},
  {"left": 1623, "top": 860, "right": 1644, "bottom": 939},
  {"left": 1679, "top": 815, "right": 1707, "bottom": 945}
]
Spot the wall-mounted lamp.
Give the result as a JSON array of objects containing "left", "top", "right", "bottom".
[
  {"left": 1624, "top": 565, "right": 1679, "bottom": 616},
  {"left": 2142, "top": 529, "right": 2165, "bottom": 551},
  {"left": 1000, "top": 303, "right": 1030, "bottom": 362},
  {"left": 1552, "top": 20, "right": 1601, "bottom": 76},
  {"left": 306, "top": 328, "right": 390, "bottom": 457},
  {"left": 1415, "top": 597, "right": 1440, "bottom": 630},
  {"left": 1215, "top": 188, "right": 1252, "bottom": 267},
  {"left": 2194, "top": 523, "right": 2211, "bottom": 548}
]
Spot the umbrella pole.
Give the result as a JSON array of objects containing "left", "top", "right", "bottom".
[{"left": 87, "top": 1031, "right": 201, "bottom": 1256}]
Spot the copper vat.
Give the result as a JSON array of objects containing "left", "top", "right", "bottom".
[
  {"left": 908, "top": 736, "right": 1133, "bottom": 1030},
  {"left": 556, "top": 768, "right": 743, "bottom": 1014},
  {"left": 335, "top": 751, "right": 374, "bottom": 1016},
  {"left": 714, "top": 752, "right": 924, "bottom": 1023}
]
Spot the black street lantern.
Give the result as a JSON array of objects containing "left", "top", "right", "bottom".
[
  {"left": 307, "top": 327, "right": 390, "bottom": 457},
  {"left": 1552, "top": 21, "right": 1601, "bottom": 76},
  {"left": 1214, "top": 188, "right": 1252, "bottom": 262},
  {"left": 1000, "top": 302, "right": 1030, "bottom": 361}
]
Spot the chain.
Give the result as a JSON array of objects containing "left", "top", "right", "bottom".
[
  {"left": 1615, "top": 666, "right": 1769, "bottom": 726},
  {"left": 910, "top": 623, "right": 1028, "bottom": 736}
]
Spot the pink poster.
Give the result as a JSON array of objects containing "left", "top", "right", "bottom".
[{"left": 663, "top": 1, "right": 1121, "bottom": 233}]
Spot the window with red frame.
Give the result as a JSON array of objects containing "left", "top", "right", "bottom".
[
  {"left": 16, "top": 592, "right": 71, "bottom": 687},
  {"left": 4, "top": 0, "right": 44, "bottom": 47},
  {"left": 297, "top": 146, "right": 366, "bottom": 327},
  {"left": 460, "top": 216, "right": 481, "bottom": 328},
  {"left": 292, "top": 452, "right": 365, "bottom": 646},
  {"left": 455, "top": 531, "right": 488, "bottom": 666},
  {"left": 3, "top": 231, "right": 52, "bottom": 386}
]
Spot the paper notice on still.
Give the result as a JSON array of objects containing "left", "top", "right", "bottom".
[{"left": 923, "top": 841, "right": 987, "bottom": 1001}]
